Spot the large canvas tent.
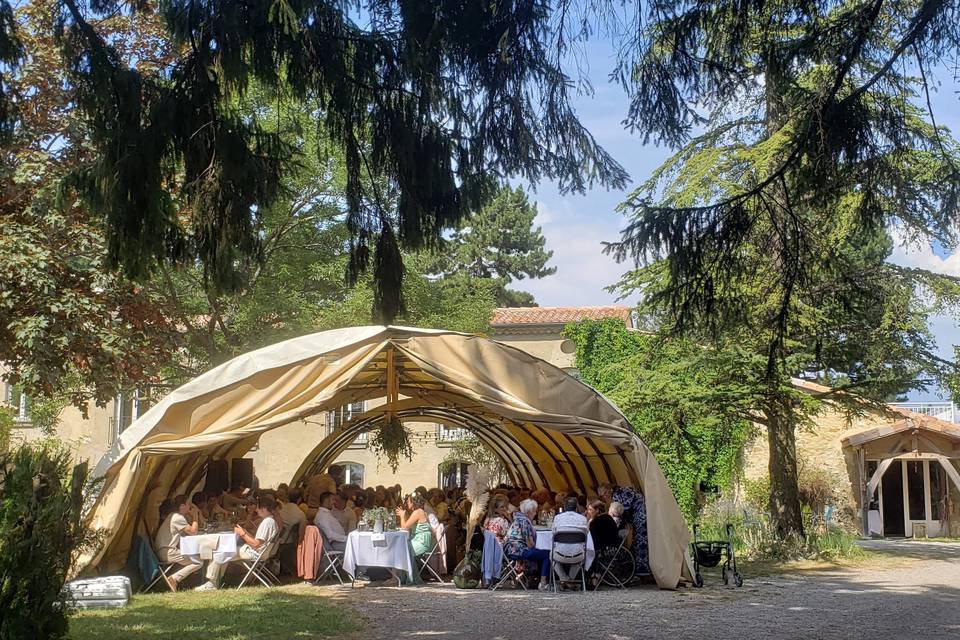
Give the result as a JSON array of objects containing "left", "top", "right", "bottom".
[{"left": 84, "top": 326, "right": 693, "bottom": 588}]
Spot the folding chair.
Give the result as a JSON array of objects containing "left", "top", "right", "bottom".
[
  {"left": 142, "top": 561, "right": 179, "bottom": 593},
  {"left": 236, "top": 532, "right": 281, "bottom": 589},
  {"left": 549, "top": 527, "right": 588, "bottom": 593},
  {"left": 594, "top": 527, "right": 634, "bottom": 590},
  {"left": 491, "top": 540, "right": 527, "bottom": 591},
  {"left": 139, "top": 537, "right": 179, "bottom": 593},
  {"left": 316, "top": 531, "right": 347, "bottom": 585},
  {"left": 418, "top": 523, "right": 447, "bottom": 583}
]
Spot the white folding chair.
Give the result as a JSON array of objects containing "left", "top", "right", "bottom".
[
  {"left": 142, "top": 561, "right": 179, "bottom": 593},
  {"left": 491, "top": 540, "right": 527, "bottom": 591},
  {"left": 418, "top": 523, "right": 446, "bottom": 583},
  {"left": 549, "top": 526, "right": 588, "bottom": 593},
  {"left": 316, "top": 531, "right": 346, "bottom": 585},
  {"left": 140, "top": 536, "right": 179, "bottom": 593},
  {"left": 236, "top": 533, "right": 281, "bottom": 589}
]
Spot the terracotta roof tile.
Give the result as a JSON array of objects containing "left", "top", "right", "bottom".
[{"left": 490, "top": 305, "right": 633, "bottom": 327}]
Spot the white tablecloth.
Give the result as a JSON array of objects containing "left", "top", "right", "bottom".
[
  {"left": 180, "top": 533, "right": 238, "bottom": 564},
  {"left": 536, "top": 528, "right": 595, "bottom": 570},
  {"left": 342, "top": 530, "right": 414, "bottom": 581}
]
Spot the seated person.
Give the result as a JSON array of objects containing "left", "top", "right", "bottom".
[
  {"left": 587, "top": 499, "right": 621, "bottom": 553},
  {"left": 608, "top": 501, "right": 625, "bottom": 528},
  {"left": 191, "top": 492, "right": 208, "bottom": 528},
  {"left": 277, "top": 487, "right": 307, "bottom": 544},
  {"left": 221, "top": 484, "right": 246, "bottom": 510},
  {"left": 397, "top": 493, "right": 434, "bottom": 558},
  {"left": 240, "top": 499, "right": 263, "bottom": 532},
  {"left": 313, "top": 491, "right": 348, "bottom": 551},
  {"left": 196, "top": 494, "right": 279, "bottom": 590},
  {"left": 551, "top": 495, "right": 589, "bottom": 583},
  {"left": 503, "top": 499, "right": 551, "bottom": 590},
  {"left": 331, "top": 492, "right": 358, "bottom": 533},
  {"left": 482, "top": 495, "right": 512, "bottom": 542},
  {"left": 154, "top": 494, "right": 202, "bottom": 591}
]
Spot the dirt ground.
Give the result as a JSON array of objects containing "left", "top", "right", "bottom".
[{"left": 318, "top": 540, "right": 960, "bottom": 640}]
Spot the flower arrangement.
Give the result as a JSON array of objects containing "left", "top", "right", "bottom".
[
  {"left": 369, "top": 415, "right": 414, "bottom": 472},
  {"left": 361, "top": 506, "right": 394, "bottom": 529}
]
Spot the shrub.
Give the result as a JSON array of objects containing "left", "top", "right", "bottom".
[
  {"left": 696, "top": 495, "right": 864, "bottom": 562},
  {"left": 0, "top": 441, "right": 98, "bottom": 640}
]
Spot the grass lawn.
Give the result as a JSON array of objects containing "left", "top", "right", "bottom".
[{"left": 69, "top": 584, "right": 361, "bottom": 640}]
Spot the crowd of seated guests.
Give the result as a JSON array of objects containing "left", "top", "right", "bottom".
[
  {"left": 477, "top": 482, "right": 644, "bottom": 589},
  {"left": 151, "top": 469, "right": 645, "bottom": 591}
]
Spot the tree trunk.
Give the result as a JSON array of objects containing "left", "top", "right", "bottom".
[{"left": 763, "top": 395, "right": 804, "bottom": 538}]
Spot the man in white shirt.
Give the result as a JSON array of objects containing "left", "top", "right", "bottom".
[
  {"left": 154, "top": 495, "right": 202, "bottom": 591},
  {"left": 551, "top": 495, "right": 590, "bottom": 583},
  {"left": 196, "top": 494, "right": 279, "bottom": 590},
  {"left": 331, "top": 493, "right": 358, "bottom": 534},
  {"left": 313, "top": 491, "right": 348, "bottom": 551}
]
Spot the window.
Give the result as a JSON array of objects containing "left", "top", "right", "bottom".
[
  {"left": 110, "top": 386, "right": 167, "bottom": 442},
  {"left": 326, "top": 401, "right": 366, "bottom": 431},
  {"left": 326, "top": 401, "right": 367, "bottom": 448},
  {"left": 436, "top": 423, "right": 468, "bottom": 445},
  {"left": 438, "top": 462, "right": 469, "bottom": 489},
  {"left": 3, "top": 383, "right": 30, "bottom": 423},
  {"left": 335, "top": 462, "right": 365, "bottom": 487}
]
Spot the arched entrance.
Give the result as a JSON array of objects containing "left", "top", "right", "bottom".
[{"left": 83, "top": 326, "right": 692, "bottom": 587}]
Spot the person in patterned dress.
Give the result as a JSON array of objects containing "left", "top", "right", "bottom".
[{"left": 599, "top": 483, "right": 649, "bottom": 577}]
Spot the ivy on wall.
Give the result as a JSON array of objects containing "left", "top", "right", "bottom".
[{"left": 564, "top": 319, "right": 754, "bottom": 521}]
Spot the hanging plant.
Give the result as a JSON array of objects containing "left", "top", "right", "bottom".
[{"left": 370, "top": 415, "right": 414, "bottom": 472}]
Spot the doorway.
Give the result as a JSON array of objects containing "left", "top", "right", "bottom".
[{"left": 882, "top": 460, "right": 905, "bottom": 536}]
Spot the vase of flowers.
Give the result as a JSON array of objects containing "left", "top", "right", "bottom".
[{"left": 361, "top": 507, "right": 392, "bottom": 532}]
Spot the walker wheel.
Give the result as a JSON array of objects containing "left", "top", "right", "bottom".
[
  {"left": 734, "top": 572, "right": 743, "bottom": 587},
  {"left": 694, "top": 572, "right": 704, "bottom": 588}
]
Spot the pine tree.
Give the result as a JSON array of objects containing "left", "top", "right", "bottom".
[
  {"left": 2, "top": 0, "right": 627, "bottom": 323},
  {"left": 431, "top": 185, "right": 555, "bottom": 306},
  {"left": 603, "top": 1, "right": 960, "bottom": 537}
]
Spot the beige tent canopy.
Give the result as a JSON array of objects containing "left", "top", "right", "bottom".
[{"left": 84, "top": 326, "right": 692, "bottom": 588}]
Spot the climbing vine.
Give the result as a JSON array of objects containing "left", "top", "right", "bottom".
[{"left": 564, "top": 319, "right": 754, "bottom": 521}]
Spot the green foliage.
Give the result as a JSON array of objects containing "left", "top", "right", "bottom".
[
  {"left": 0, "top": 407, "right": 11, "bottom": 452},
  {"left": 40, "top": 0, "right": 626, "bottom": 321},
  {"left": 0, "top": 2, "right": 178, "bottom": 409},
  {"left": 430, "top": 185, "right": 555, "bottom": 306},
  {"left": 0, "top": 441, "right": 100, "bottom": 639},
  {"left": 604, "top": 1, "right": 960, "bottom": 536},
  {"left": 697, "top": 498, "right": 866, "bottom": 563},
  {"left": 564, "top": 319, "right": 753, "bottom": 521},
  {"left": 315, "top": 253, "right": 497, "bottom": 336},
  {"left": 440, "top": 436, "right": 507, "bottom": 484},
  {"left": 369, "top": 416, "right": 414, "bottom": 474}
]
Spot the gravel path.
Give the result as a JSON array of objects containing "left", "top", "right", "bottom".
[{"left": 317, "top": 541, "right": 960, "bottom": 640}]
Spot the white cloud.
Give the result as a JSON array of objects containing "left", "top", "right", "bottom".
[
  {"left": 514, "top": 201, "right": 638, "bottom": 307},
  {"left": 889, "top": 227, "right": 960, "bottom": 276}
]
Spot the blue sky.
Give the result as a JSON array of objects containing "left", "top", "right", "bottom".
[{"left": 508, "top": 39, "right": 960, "bottom": 402}]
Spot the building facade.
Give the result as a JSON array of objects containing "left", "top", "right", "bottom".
[{"left": 741, "top": 380, "right": 960, "bottom": 538}]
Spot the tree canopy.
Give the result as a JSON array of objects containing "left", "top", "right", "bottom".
[
  {"left": 429, "top": 185, "right": 554, "bottom": 307},
  {"left": 0, "top": 0, "right": 626, "bottom": 323},
  {"left": 564, "top": 319, "right": 754, "bottom": 521},
  {"left": 602, "top": 0, "right": 960, "bottom": 536}
]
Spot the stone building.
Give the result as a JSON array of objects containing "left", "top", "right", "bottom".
[{"left": 741, "top": 379, "right": 960, "bottom": 538}]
